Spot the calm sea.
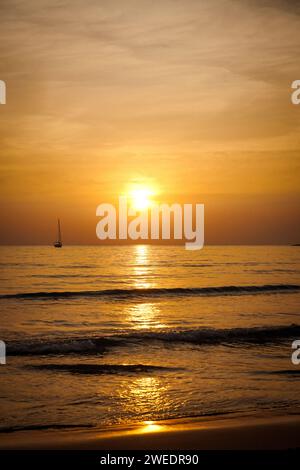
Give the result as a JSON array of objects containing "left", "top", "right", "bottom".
[{"left": 0, "top": 245, "right": 300, "bottom": 433}]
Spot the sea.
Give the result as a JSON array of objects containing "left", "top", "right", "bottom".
[{"left": 0, "top": 245, "right": 300, "bottom": 434}]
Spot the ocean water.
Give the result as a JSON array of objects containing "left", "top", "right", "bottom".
[{"left": 0, "top": 245, "right": 300, "bottom": 434}]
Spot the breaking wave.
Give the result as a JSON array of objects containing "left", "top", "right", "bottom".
[
  {"left": 28, "top": 363, "right": 179, "bottom": 375},
  {"left": 1, "top": 284, "right": 300, "bottom": 300},
  {"left": 7, "top": 324, "right": 300, "bottom": 356}
]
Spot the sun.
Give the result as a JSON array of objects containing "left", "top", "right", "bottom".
[{"left": 128, "top": 186, "right": 155, "bottom": 211}]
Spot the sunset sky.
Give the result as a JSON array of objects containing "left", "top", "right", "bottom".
[{"left": 0, "top": 0, "right": 299, "bottom": 244}]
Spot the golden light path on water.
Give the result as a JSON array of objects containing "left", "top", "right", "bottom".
[
  {"left": 133, "top": 245, "right": 153, "bottom": 289},
  {"left": 115, "top": 376, "right": 172, "bottom": 427},
  {"left": 124, "top": 303, "right": 166, "bottom": 329},
  {"left": 139, "top": 421, "right": 166, "bottom": 434},
  {"left": 125, "top": 244, "right": 166, "bottom": 328}
]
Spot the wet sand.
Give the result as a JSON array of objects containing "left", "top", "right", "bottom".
[{"left": 1, "top": 414, "right": 300, "bottom": 450}]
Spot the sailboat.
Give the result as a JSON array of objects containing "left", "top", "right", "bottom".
[{"left": 54, "top": 218, "right": 63, "bottom": 248}]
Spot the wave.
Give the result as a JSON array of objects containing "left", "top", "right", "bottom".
[
  {"left": 28, "top": 363, "right": 179, "bottom": 375},
  {"left": 0, "top": 423, "right": 94, "bottom": 434},
  {"left": 1, "top": 284, "right": 300, "bottom": 300},
  {"left": 8, "top": 337, "right": 117, "bottom": 356},
  {"left": 7, "top": 324, "right": 300, "bottom": 356},
  {"left": 254, "top": 369, "right": 300, "bottom": 377}
]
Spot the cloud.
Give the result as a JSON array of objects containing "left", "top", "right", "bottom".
[{"left": 0, "top": 1, "right": 299, "bottom": 207}]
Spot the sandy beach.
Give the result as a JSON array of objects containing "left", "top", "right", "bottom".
[{"left": 1, "top": 414, "right": 300, "bottom": 450}]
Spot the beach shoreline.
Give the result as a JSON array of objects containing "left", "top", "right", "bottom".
[{"left": 1, "top": 413, "right": 300, "bottom": 450}]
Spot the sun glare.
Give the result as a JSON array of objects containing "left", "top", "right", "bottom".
[{"left": 129, "top": 187, "right": 155, "bottom": 211}]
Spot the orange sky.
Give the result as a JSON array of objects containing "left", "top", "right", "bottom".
[{"left": 0, "top": 0, "right": 300, "bottom": 244}]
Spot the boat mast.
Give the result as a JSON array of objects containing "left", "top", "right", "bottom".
[{"left": 58, "top": 218, "right": 62, "bottom": 243}]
